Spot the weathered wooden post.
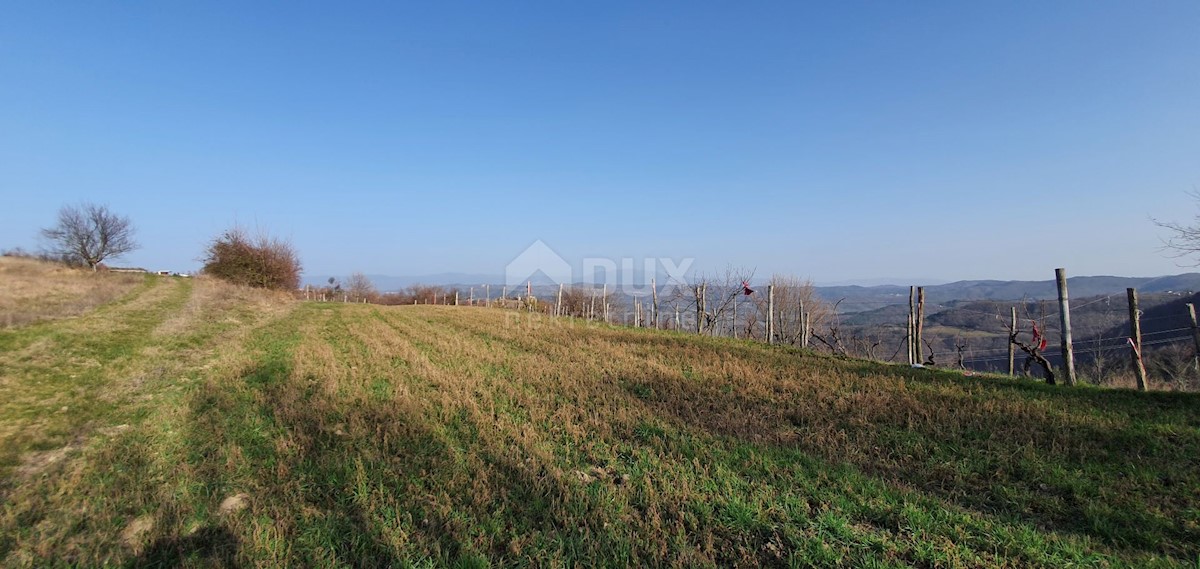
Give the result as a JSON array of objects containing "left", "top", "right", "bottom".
[
  {"left": 454, "top": 291, "right": 459, "bottom": 306},
  {"left": 802, "top": 310, "right": 811, "bottom": 349},
  {"left": 675, "top": 307, "right": 680, "bottom": 331},
  {"left": 767, "top": 284, "right": 775, "bottom": 345},
  {"left": 915, "top": 287, "right": 925, "bottom": 364},
  {"left": 1187, "top": 303, "right": 1200, "bottom": 373},
  {"left": 907, "top": 287, "right": 916, "bottom": 365},
  {"left": 651, "top": 278, "right": 659, "bottom": 329},
  {"left": 1008, "top": 306, "right": 1017, "bottom": 376},
  {"left": 799, "top": 299, "right": 809, "bottom": 349},
  {"left": 601, "top": 284, "right": 608, "bottom": 322},
  {"left": 557, "top": 283, "right": 564, "bottom": 317},
  {"left": 1128, "top": 288, "right": 1148, "bottom": 391},
  {"left": 1055, "top": 268, "right": 1077, "bottom": 385},
  {"left": 485, "top": 284, "right": 490, "bottom": 307}
]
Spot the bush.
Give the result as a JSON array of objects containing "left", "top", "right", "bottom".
[{"left": 201, "top": 227, "right": 301, "bottom": 290}]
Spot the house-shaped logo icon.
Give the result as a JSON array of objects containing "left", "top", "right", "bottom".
[{"left": 505, "top": 240, "right": 572, "bottom": 287}]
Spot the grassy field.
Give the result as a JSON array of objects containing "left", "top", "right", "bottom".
[
  {"left": 0, "top": 257, "right": 144, "bottom": 328},
  {"left": 1, "top": 263, "right": 1199, "bottom": 567}
]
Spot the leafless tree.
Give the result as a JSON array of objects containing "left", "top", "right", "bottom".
[
  {"left": 1155, "top": 190, "right": 1200, "bottom": 264},
  {"left": 1147, "top": 343, "right": 1199, "bottom": 390},
  {"left": 40, "top": 202, "right": 138, "bottom": 270},
  {"left": 811, "top": 299, "right": 849, "bottom": 355},
  {"left": 346, "top": 272, "right": 378, "bottom": 302},
  {"left": 556, "top": 286, "right": 615, "bottom": 319},
  {"left": 672, "top": 266, "right": 755, "bottom": 336},
  {"left": 754, "top": 274, "right": 831, "bottom": 345}
]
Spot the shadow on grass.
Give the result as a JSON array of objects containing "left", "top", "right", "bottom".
[
  {"left": 129, "top": 526, "right": 240, "bottom": 568},
  {"left": 619, "top": 358, "right": 1200, "bottom": 560}
]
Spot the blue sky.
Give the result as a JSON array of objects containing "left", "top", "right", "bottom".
[{"left": 2, "top": 1, "right": 1198, "bottom": 284}]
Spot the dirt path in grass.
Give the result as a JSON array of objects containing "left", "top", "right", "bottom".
[{"left": 0, "top": 276, "right": 293, "bottom": 483}]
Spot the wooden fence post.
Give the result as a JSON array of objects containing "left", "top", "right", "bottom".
[
  {"left": 1128, "top": 288, "right": 1148, "bottom": 391},
  {"left": 557, "top": 283, "right": 564, "bottom": 317},
  {"left": 1055, "top": 268, "right": 1077, "bottom": 385},
  {"left": 915, "top": 287, "right": 925, "bottom": 364},
  {"left": 799, "top": 299, "right": 807, "bottom": 349},
  {"left": 767, "top": 285, "right": 775, "bottom": 345},
  {"left": 907, "top": 287, "right": 915, "bottom": 365},
  {"left": 1187, "top": 303, "right": 1200, "bottom": 374},
  {"left": 601, "top": 284, "right": 608, "bottom": 322},
  {"left": 651, "top": 278, "right": 659, "bottom": 329},
  {"left": 1008, "top": 306, "right": 1017, "bottom": 376}
]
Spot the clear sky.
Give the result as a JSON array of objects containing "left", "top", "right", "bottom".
[{"left": 2, "top": 1, "right": 1198, "bottom": 284}]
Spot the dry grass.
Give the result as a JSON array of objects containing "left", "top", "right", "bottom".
[
  {"left": 0, "top": 293, "right": 1197, "bottom": 567},
  {"left": 0, "top": 270, "right": 296, "bottom": 567},
  {"left": 0, "top": 256, "right": 145, "bottom": 328}
]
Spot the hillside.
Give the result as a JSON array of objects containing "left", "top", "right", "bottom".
[
  {"left": 1, "top": 268, "right": 1199, "bottom": 567},
  {"left": 819, "top": 273, "right": 1200, "bottom": 313}
]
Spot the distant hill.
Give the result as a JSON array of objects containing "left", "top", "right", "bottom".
[
  {"left": 306, "top": 272, "right": 1200, "bottom": 311},
  {"left": 818, "top": 273, "right": 1200, "bottom": 313},
  {"left": 304, "top": 273, "right": 503, "bottom": 291}
]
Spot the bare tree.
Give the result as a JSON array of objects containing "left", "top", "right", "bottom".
[
  {"left": 557, "top": 286, "right": 615, "bottom": 319},
  {"left": 673, "top": 266, "right": 754, "bottom": 336},
  {"left": 40, "top": 202, "right": 138, "bottom": 270},
  {"left": 346, "top": 272, "right": 378, "bottom": 302},
  {"left": 1155, "top": 190, "right": 1200, "bottom": 264},
  {"left": 755, "top": 275, "right": 831, "bottom": 346},
  {"left": 811, "top": 299, "right": 849, "bottom": 356}
]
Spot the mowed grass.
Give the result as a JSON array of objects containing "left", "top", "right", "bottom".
[
  {"left": 0, "top": 280, "right": 1198, "bottom": 567},
  {"left": 0, "top": 257, "right": 144, "bottom": 328}
]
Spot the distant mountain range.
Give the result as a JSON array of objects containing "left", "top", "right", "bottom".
[
  {"left": 304, "top": 273, "right": 502, "bottom": 291},
  {"left": 818, "top": 274, "right": 1200, "bottom": 313},
  {"left": 305, "top": 272, "right": 1200, "bottom": 313}
]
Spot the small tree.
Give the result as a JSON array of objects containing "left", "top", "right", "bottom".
[
  {"left": 40, "top": 202, "right": 138, "bottom": 270},
  {"left": 201, "top": 226, "right": 301, "bottom": 290},
  {"left": 346, "top": 272, "right": 378, "bottom": 302},
  {"left": 1155, "top": 191, "right": 1200, "bottom": 263}
]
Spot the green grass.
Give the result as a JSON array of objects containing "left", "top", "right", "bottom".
[{"left": 1, "top": 282, "right": 1198, "bottom": 567}]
